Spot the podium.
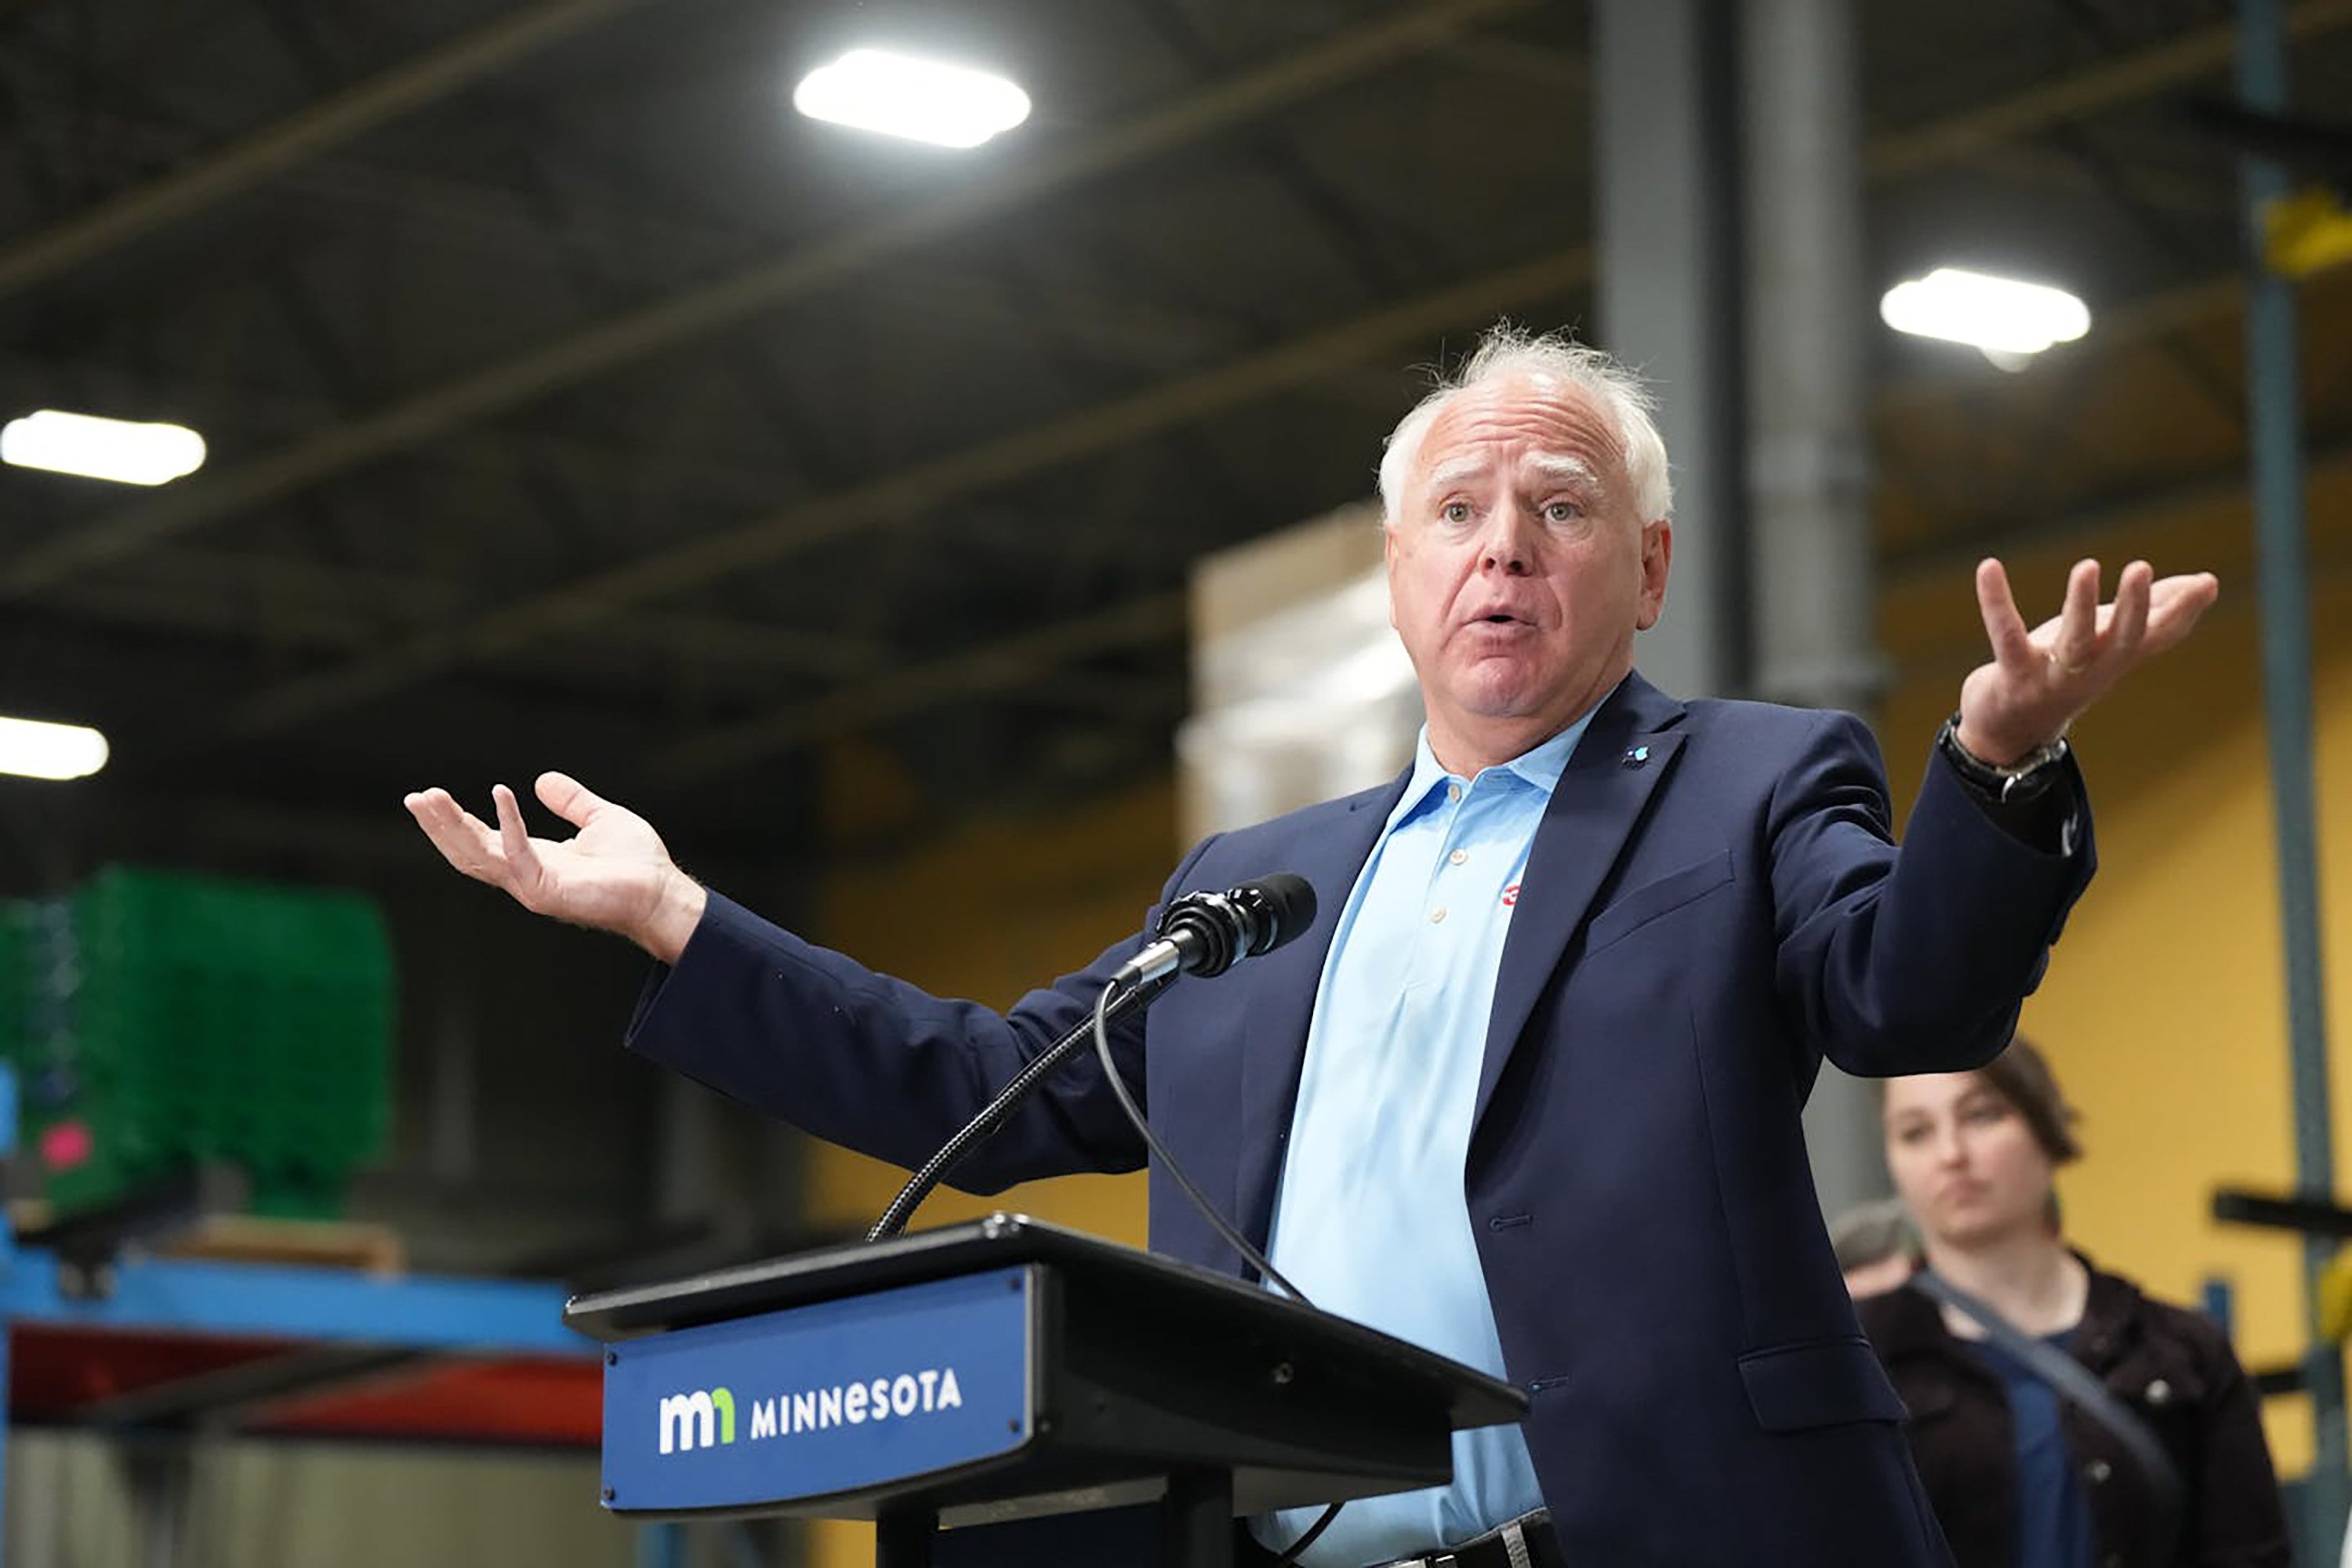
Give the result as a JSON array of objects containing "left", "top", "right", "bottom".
[{"left": 565, "top": 1213, "right": 1527, "bottom": 1566}]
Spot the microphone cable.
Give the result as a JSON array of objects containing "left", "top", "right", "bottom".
[
  {"left": 868, "top": 874, "right": 1344, "bottom": 1560},
  {"left": 866, "top": 974, "right": 1170, "bottom": 1243},
  {"left": 870, "top": 876, "right": 1312, "bottom": 1243},
  {"left": 1089, "top": 973, "right": 1309, "bottom": 1305},
  {"left": 1091, "top": 975, "right": 1343, "bottom": 1567}
]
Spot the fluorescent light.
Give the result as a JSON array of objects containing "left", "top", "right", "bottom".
[
  {"left": 1, "top": 408, "right": 207, "bottom": 485},
  {"left": 1879, "top": 268, "right": 2090, "bottom": 359},
  {"left": 0, "top": 715, "right": 109, "bottom": 781},
  {"left": 793, "top": 49, "right": 1031, "bottom": 149}
]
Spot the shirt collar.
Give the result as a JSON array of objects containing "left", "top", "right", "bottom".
[{"left": 1388, "top": 709, "right": 1599, "bottom": 831}]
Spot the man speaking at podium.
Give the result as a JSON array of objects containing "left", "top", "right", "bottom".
[{"left": 408, "top": 325, "right": 2213, "bottom": 1566}]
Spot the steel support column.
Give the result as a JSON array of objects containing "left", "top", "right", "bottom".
[
  {"left": 2237, "top": 0, "right": 2347, "bottom": 1531},
  {"left": 1740, "top": 0, "right": 1886, "bottom": 1218},
  {"left": 1592, "top": 0, "right": 1746, "bottom": 702}
]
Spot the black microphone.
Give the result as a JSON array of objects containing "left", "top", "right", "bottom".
[{"left": 1112, "top": 873, "right": 1318, "bottom": 989}]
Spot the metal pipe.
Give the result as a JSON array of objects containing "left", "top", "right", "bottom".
[
  {"left": 2236, "top": 0, "right": 2347, "bottom": 1527},
  {"left": 1743, "top": 0, "right": 1878, "bottom": 716},
  {"left": 1593, "top": 0, "right": 1746, "bottom": 700},
  {"left": 1741, "top": 0, "right": 1885, "bottom": 1218}
]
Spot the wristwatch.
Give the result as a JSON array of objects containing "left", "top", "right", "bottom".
[{"left": 1936, "top": 713, "right": 2070, "bottom": 805}]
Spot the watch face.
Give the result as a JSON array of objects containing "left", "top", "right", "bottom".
[
  {"left": 1999, "top": 768, "right": 2057, "bottom": 804},
  {"left": 1995, "top": 741, "right": 2067, "bottom": 803}
]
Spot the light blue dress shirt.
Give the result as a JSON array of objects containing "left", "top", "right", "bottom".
[{"left": 1250, "top": 715, "right": 1595, "bottom": 1567}]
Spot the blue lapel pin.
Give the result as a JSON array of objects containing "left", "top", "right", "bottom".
[{"left": 1623, "top": 745, "right": 1650, "bottom": 768}]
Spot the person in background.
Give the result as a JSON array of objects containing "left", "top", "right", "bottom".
[
  {"left": 1860, "top": 1039, "right": 2289, "bottom": 1567},
  {"left": 1835, "top": 1196, "right": 1919, "bottom": 1299}
]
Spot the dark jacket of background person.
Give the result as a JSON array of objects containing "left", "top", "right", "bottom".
[{"left": 1860, "top": 1258, "right": 2291, "bottom": 1567}]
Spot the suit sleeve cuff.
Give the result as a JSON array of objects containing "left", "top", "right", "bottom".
[{"left": 1936, "top": 745, "right": 2085, "bottom": 857}]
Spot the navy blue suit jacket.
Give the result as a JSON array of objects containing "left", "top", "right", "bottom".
[{"left": 628, "top": 673, "right": 2095, "bottom": 1565}]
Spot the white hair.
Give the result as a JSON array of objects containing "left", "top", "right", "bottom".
[{"left": 1376, "top": 323, "right": 1674, "bottom": 528}]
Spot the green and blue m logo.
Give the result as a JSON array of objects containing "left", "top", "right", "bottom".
[{"left": 657, "top": 1386, "right": 735, "bottom": 1454}]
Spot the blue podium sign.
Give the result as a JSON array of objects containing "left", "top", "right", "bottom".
[{"left": 601, "top": 1265, "right": 1034, "bottom": 1515}]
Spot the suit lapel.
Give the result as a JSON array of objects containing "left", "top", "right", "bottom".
[
  {"left": 1232, "top": 773, "right": 1406, "bottom": 1252},
  {"left": 1472, "top": 673, "right": 1689, "bottom": 1133}
]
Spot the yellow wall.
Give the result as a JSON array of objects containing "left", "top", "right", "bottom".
[
  {"left": 804, "top": 772, "right": 1178, "bottom": 1248},
  {"left": 802, "top": 773, "right": 1174, "bottom": 1566},
  {"left": 1880, "top": 471, "right": 2352, "bottom": 1475}
]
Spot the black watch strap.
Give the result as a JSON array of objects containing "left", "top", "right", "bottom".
[{"left": 1936, "top": 713, "right": 2069, "bottom": 806}]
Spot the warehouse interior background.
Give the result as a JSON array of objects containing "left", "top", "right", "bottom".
[{"left": 2, "top": 0, "right": 2351, "bottom": 1563}]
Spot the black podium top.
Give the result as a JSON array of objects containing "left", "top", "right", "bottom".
[{"left": 566, "top": 1212, "right": 1525, "bottom": 1433}]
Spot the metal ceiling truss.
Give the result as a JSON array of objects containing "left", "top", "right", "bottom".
[
  {"left": 190, "top": 5, "right": 2352, "bottom": 772},
  {"left": 650, "top": 277, "right": 2352, "bottom": 785},
  {"left": 0, "top": 0, "right": 1537, "bottom": 598},
  {"left": 10, "top": 1, "right": 2352, "bottom": 792},
  {"left": 0, "top": 0, "right": 660, "bottom": 303},
  {"left": 220, "top": 241, "right": 1599, "bottom": 739}
]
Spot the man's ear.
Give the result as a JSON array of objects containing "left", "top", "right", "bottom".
[{"left": 1635, "top": 518, "right": 1672, "bottom": 630}]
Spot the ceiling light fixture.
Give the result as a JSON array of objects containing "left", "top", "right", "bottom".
[
  {"left": 2, "top": 408, "right": 208, "bottom": 486},
  {"left": 1879, "top": 267, "right": 2090, "bottom": 365},
  {"left": 793, "top": 49, "right": 1031, "bottom": 149},
  {"left": 0, "top": 714, "right": 110, "bottom": 781}
]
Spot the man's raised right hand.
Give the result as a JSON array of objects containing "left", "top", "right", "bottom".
[{"left": 403, "top": 771, "right": 707, "bottom": 964}]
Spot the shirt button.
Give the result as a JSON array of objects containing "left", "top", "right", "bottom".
[
  {"left": 1446, "top": 784, "right": 1461, "bottom": 802},
  {"left": 2144, "top": 1378, "right": 2172, "bottom": 1406},
  {"left": 1430, "top": 907, "right": 1447, "bottom": 924},
  {"left": 1449, "top": 848, "right": 1468, "bottom": 866},
  {"left": 2085, "top": 1460, "right": 2112, "bottom": 1485}
]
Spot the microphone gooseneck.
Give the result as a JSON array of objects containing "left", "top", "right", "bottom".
[{"left": 866, "top": 874, "right": 1318, "bottom": 1243}]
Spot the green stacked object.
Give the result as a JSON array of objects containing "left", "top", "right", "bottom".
[
  {"left": 0, "top": 866, "right": 394, "bottom": 1221},
  {"left": 0, "top": 902, "right": 25, "bottom": 1145}
]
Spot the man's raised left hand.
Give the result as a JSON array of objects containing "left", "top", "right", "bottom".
[{"left": 1955, "top": 557, "right": 2219, "bottom": 766}]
